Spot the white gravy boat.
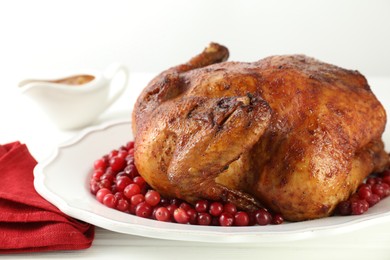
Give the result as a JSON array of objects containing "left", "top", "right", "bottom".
[{"left": 19, "top": 63, "right": 129, "bottom": 130}]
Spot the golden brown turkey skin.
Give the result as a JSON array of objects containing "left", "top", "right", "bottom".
[{"left": 132, "top": 43, "right": 388, "bottom": 221}]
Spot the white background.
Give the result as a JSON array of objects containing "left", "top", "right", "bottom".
[
  {"left": 1, "top": 1, "right": 390, "bottom": 259},
  {"left": 0, "top": 0, "right": 389, "bottom": 77},
  {"left": 1, "top": 0, "right": 389, "bottom": 140}
]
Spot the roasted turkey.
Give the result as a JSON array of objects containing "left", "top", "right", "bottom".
[{"left": 132, "top": 43, "right": 389, "bottom": 221}]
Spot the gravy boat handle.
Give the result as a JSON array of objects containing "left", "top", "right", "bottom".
[{"left": 104, "top": 63, "right": 129, "bottom": 109}]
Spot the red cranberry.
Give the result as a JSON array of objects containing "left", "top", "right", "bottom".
[
  {"left": 382, "top": 183, "right": 390, "bottom": 197},
  {"left": 223, "top": 203, "right": 237, "bottom": 215},
  {"left": 103, "top": 193, "right": 117, "bottom": 208},
  {"left": 94, "top": 158, "right": 107, "bottom": 170},
  {"left": 351, "top": 200, "right": 368, "bottom": 215},
  {"left": 116, "top": 176, "right": 132, "bottom": 192},
  {"left": 358, "top": 184, "right": 372, "bottom": 200},
  {"left": 247, "top": 211, "right": 257, "bottom": 226},
  {"left": 271, "top": 214, "right": 284, "bottom": 225},
  {"left": 155, "top": 207, "right": 171, "bottom": 222},
  {"left": 337, "top": 200, "right": 351, "bottom": 215},
  {"left": 219, "top": 212, "right": 234, "bottom": 226},
  {"left": 178, "top": 202, "right": 192, "bottom": 211},
  {"left": 117, "top": 150, "right": 128, "bottom": 159},
  {"left": 366, "top": 177, "right": 377, "bottom": 186},
  {"left": 130, "top": 194, "right": 145, "bottom": 205},
  {"left": 145, "top": 190, "right": 161, "bottom": 206},
  {"left": 123, "top": 184, "right": 141, "bottom": 199},
  {"left": 383, "top": 176, "right": 390, "bottom": 185},
  {"left": 366, "top": 194, "right": 381, "bottom": 207},
  {"left": 90, "top": 180, "right": 100, "bottom": 194},
  {"left": 109, "top": 156, "right": 126, "bottom": 173},
  {"left": 126, "top": 141, "right": 135, "bottom": 150},
  {"left": 92, "top": 169, "right": 104, "bottom": 180},
  {"left": 116, "top": 199, "right": 129, "bottom": 212},
  {"left": 197, "top": 213, "right": 212, "bottom": 225},
  {"left": 361, "top": 200, "right": 369, "bottom": 212},
  {"left": 133, "top": 176, "right": 146, "bottom": 189},
  {"left": 108, "top": 149, "right": 119, "bottom": 158},
  {"left": 174, "top": 208, "right": 190, "bottom": 224},
  {"left": 125, "top": 156, "right": 135, "bottom": 166},
  {"left": 166, "top": 204, "right": 178, "bottom": 215},
  {"left": 124, "top": 164, "right": 138, "bottom": 178},
  {"left": 255, "top": 208, "right": 272, "bottom": 225},
  {"left": 96, "top": 188, "right": 111, "bottom": 203},
  {"left": 209, "top": 202, "right": 224, "bottom": 217},
  {"left": 109, "top": 184, "right": 118, "bottom": 194},
  {"left": 100, "top": 172, "right": 115, "bottom": 183},
  {"left": 195, "top": 200, "right": 209, "bottom": 213},
  {"left": 375, "top": 177, "right": 383, "bottom": 184},
  {"left": 187, "top": 208, "right": 198, "bottom": 224},
  {"left": 234, "top": 211, "right": 249, "bottom": 226},
  {"left": 135, "top": 202, "right": 153, "bottom": 218},
  {"left": 128, "top": 148, "right": 135, "bottom": 156},
  {"left": 99, "top": 179, "right": 112, "bottom": 189},
  {"left": 114, "top": 191, "right": 125, "bottom": 200},
  {"left": 372, "top": 183, "right": 386, "bottom": 198}
]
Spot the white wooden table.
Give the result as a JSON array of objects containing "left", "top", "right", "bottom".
[{"left": 1, "top": 73, "right": 390, "bottom": 260}]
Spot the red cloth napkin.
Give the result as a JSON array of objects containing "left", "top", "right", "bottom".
[{"left": 0, "top": 142, "right": 94, "bottom": 253}]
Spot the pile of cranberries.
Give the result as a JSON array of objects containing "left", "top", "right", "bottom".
[
  {"left": 89, "top": 141, "right": 283, "bottom": 226},
  {"left": 90, "top": 141, "right": 390, "bottom": 226},
  {"left": 336, "top": 172, "right": 390, "bottom": 216}
]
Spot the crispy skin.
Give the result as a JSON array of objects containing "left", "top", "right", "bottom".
[{"left": 133, "top": 43, "right": 389, "bottom": 221}]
